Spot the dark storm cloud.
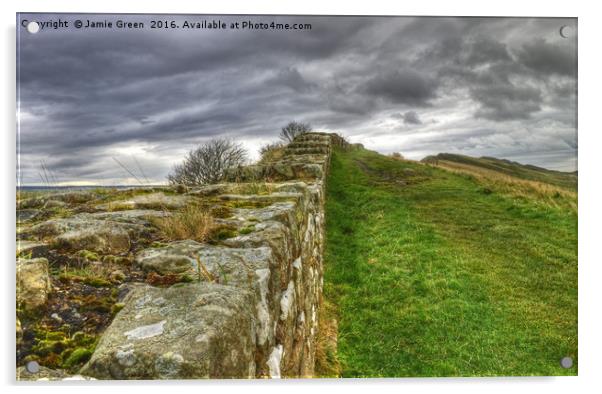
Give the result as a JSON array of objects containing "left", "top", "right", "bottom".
[
  {"left": 394, "top": 111, "right": 422, "bottom": 125},
  {"left": 465, "top": 38, "right": 512, "bottom": 66},
  {"left": 516, "top": 38, "right": 576, "bottom": 76},
  {"left": 17, "top": 14, "right": 578, "bottom": 184},
  {"left": 363, "top": 69, "right": 437, "bottom": 106},
  {"left": 471, "top": 84, "right": 542, "bottom": 121},
  {"left": 271, "top": 67, "right": 316, "bottom": 93}
]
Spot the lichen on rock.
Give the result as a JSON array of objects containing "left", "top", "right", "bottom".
[{"left": 17, "top": 257, "right": 51, "bottom": 312}]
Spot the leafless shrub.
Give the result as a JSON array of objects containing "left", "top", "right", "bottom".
[
  {"left": 167, "top": 139, "right": 247, "bottom": 186},
  {"left": 279, "top": 121, "right": 312, "bottom": 143},
  {"left": 391, "top": 152, "right": 404, "bottom": 161}
]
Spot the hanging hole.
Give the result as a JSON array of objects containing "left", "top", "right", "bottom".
[{"left": 26, "top": 21, "right": 40, "bottom": 34}]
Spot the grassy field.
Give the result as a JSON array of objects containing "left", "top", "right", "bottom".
[{"left": 320, "top": 147, "right": 577, "bottom": 377}]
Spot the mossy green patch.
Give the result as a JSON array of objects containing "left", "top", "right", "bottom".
[
  {"left": 209, "top": 225, "right": 239, "bottom": 241},
  {"left": 77, "top": 249, "right": 100, "bottom": 262},
  {"left": 224, "top": 200, "right": 273, "bottom": 209},
  {"left": 63, "top": 347, "right": 95, "bottom": 368},
  {"left": 28, "top": 327, "right": 98, "bottom": 371},
  {"left": 238, "top": 225, "right": 255, "bottom": 235},
  {"left": 59, "top": 272, "right": 112, "bottom": 288}
]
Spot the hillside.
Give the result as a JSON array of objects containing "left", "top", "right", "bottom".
[
  {"left": 320, "top": 146, "right": 577, "bottom": 377},
  {"left": 422, "top": 153, "right": 577, "bottom": 190},
  {"left": 419, "top": 153, "right": 577, "bottom": 212}
]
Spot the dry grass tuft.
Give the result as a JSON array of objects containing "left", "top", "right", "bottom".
[
  {"left": 150, "top": 204, "right": 215, "bottom": 242},
  {"left": 195, "top": 256, "right": 216, "bottom": 282},
  {"left": 235, "top": 181, "right": 276, "bottom": 195},
  {"left": 258, "top": 142, "right": 286, "bottom": 163}
]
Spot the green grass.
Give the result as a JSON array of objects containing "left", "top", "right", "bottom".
[{"left": 323, "top": 148, "right": 577, "bottom": 377}]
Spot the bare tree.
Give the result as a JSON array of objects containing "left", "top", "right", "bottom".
[
  {"left": 279, "top": 121, "right": 312, "bottom": 143},
  {"left": 167, "top": 139, "right": 247, "bottom": 186}
]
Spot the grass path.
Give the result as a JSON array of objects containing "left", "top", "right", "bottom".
[{"left": 321, "top": 148, "right": 577, "bottom": 377}]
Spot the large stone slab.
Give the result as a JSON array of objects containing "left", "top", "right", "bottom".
[
  {"left": 97, "top": 193, "right": 190, "bottom": 211},
  {"left": 134, "top": 241, "right": 283, "bottom": 370},
  {"left": 27, "top": 215, "right": 151, "bottom": 254},
  {"left": 80, "top": 283, "right": 257, "bottom": 379}
]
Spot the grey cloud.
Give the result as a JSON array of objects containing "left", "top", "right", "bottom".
[
  {"left": 465, "top": 38, "right": 511, "bottom": 65},
  {"left": 16, "top": 14, "right": 578, "bottom": 184},
  {"left": 271, "top": 67, "right": 316, "bottom": 92},
  {"left": 363, "top": 69, "right": 437, "bottom": 106},
  {"left": 516, "top": 38, "right": 576, "bottom": 76},
  {"left": 395, "top": 111, "right": 422, "bottom": 125},
  {"left": 471, "top": 84, "right": 542, "bottom": 121}
]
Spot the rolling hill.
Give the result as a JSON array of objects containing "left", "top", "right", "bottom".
[{"left": 421, "top": 153, "right": 577, "bottom": 190}]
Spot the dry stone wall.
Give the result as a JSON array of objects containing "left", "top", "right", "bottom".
[{"left": 73, "top": 132, "right": 339, "bottom": 379}]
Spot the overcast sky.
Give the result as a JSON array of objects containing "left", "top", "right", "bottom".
[{"left": 17, "top": 14, "right": 577, "bottom": 185}]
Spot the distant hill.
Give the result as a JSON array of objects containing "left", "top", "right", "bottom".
[{"left": 421, "top": 153, "right": 577, "bottom": 190}]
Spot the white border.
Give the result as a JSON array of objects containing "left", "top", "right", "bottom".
[{"left": 2, "top": 1, "right": 600, "bottom": 393}]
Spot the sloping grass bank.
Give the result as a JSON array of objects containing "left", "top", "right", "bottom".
[{"left": 321, "top": 148, "right": 577, "bottom": 377}]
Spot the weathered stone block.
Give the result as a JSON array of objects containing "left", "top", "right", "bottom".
[
  {"left": 17, "top": 257, "right": 51, "bottom": 311},
  {"left": 80, "top": 283, "right": 258, "bottom": 379}
]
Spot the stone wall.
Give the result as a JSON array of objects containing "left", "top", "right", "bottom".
[{"left": 75, "top": 132, "right": 338, "bottom": 379}]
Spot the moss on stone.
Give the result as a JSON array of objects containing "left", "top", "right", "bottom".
[
  {"left": 209, "top": 225, "right": 238, "bottom": 241},
  {"left": 110, "top": 302, "right": 125, "bottom": 317},
  {"left": 63, "top": 347, "right": 95, "bottom": 369},
  {"left": 28, "top": 325, "right": 98, "bottom": 371},
  {"left": 238, "top": 225, "right": 255, "bottom": 235},
  {"left": 77, "top": 249, "right": 100, "bottom": 262},
  {"left": 58, "top": 272, "right": 112, "bottom": 288},
  {"left": 224, "top": 200, "right": 273, "bottom": 209}
]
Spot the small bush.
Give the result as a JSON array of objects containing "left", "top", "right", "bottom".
[
  {"left": 167, "top": 138, "right": 247, "bottom": 186},
  {"left": 150, "top": 205, "right": 215, "bottom": 242},
  {"left": 280, "top": 121, "right": 312, "bottom": 143},
  {"left": 391, "top": 152, "right": 404, "bottom": 161}
]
